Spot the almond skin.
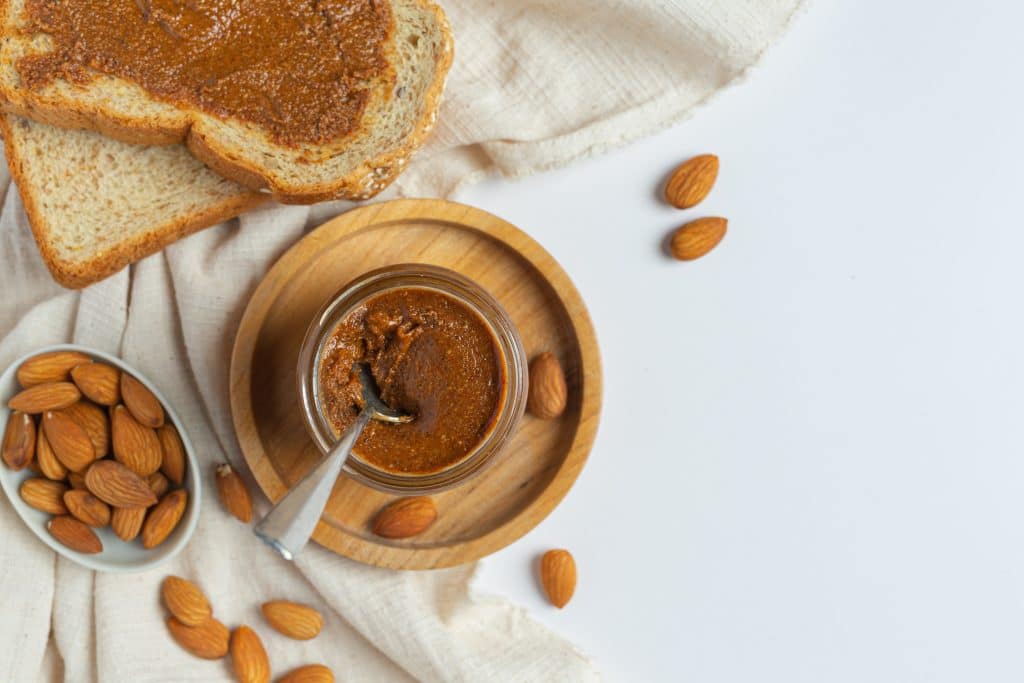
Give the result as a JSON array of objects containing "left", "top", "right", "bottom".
[
  {"left": 166, "top": 617, "right": 230, "bottom": 660},
  {"left": 540, "top": 549, "right": 577, "bottom": 608},
  {"left": 42, "top": 410, "right": 95, "bottom": 472},
  {"left": 148, "top": 471, "right": 170, "bottom": 498},
  {"left": 16, "top": 351, "right": 91, "bottom": 387},
  {"left": 527, "top": 352, "right": 568, "bottom": 419},
  {"left": 48, "top": 515, "right": 102, "bottom": 554},
  {"left": 63, "top": 490, "right": 112, "bottom": 527},
  {"left": 71, "top": 362, "right": 121, "bottom": 406},
  {"left": 62, "top": 401, "right": 110, "bottom": 458},
  {"left": 84, "top": 459, "right": 158, "bottom": 508},
  {"left": 142, "top": 489, "right": 188, "bottom": 549},
  {"left": 215, "top": 463, "right": 253, "bottom": 523},
  {"left": 158, "top": 424, "right": 187, "bottom": 485},
  {"left": 161, "top": 576, "right": 212, "bottom": 627},
  {"left": 20, "top": 477, "right": 69, "bottom": 515},
  {"left": 112, "top": 405, "right": 163, "bottom": 476},
  {"left": 665, "top": 153, "right": 719, "bottom": 209},
  {"left": 669, "top": 217, "right": 728, "bottom": 261},
  {"left": 9, "top": 381, "right": 81, "bottom": 414},
  {"left": 67, "top": 471, "right": 87, "bottom": 490},
  {"left": 230, "top": 626, "right": 271, "bottom": 683},
  {"left": 261, "top": 600, "right": 324, "bottom": 640},
  {"left": 120, "top": 373, "right": 165, "bottom": 428},
  {"left": 35, "top": 427, "right": 67, "bottom": 480},
  {"left": 2, "top": 411, "right": 36, "bottom": 471},
  {"left": 371, "top": 497, "right": 437, "bottom": 539},
  {"left": 110, "top": 506, "right": 146, "bottom": 541},
  {"left": 278, "top": 665, "right": 335, "bottom": 683}
]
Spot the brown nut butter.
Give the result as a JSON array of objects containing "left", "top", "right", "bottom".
[
  {"left": 318, "top": 288, "right": 505, "bottom": 475},
  {"left": 17, "top": 0, "right": 393, "bottom": 147}
]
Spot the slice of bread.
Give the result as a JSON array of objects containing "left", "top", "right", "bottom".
[
  {"left": 1, "top": 113, "right": 265, "bottom": 288},
  {"left": 0, "top": 0, "right": 453, "bottom": 204}
]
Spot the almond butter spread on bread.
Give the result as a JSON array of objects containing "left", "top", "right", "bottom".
[{"left": 16, "top": 0, "right": 394, "bottom": 147}]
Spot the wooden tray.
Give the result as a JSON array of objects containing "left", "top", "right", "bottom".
[{"left": 229, "top": 199, "right": 601, "bottom": 569}]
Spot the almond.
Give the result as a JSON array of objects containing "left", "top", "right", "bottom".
[
  {"left": 68, "top": 471, "right": 87, "bottom": 490},
  {"left": 9, "top": 381, "right": 81, "bottom": 414},
  {"left": 20, "top": 477, "right": 69, "bottom": 514},
  {"left": 230, "top": 626, "right": 271, "bottom": 683},
  {"left": 63, "top": 489, "right": 111, "bottom": 527},
  {"left": 16, "top": 351, "right": 91, "bottom": 387},
  {"left": 112, "top": 405, "right": 162, "bottom": 476},
  {"left": 148, "top": 471, "right": 170, "bottom": 498},
  {"left": 278, "top": 665, "right": 335, "bottom": 683},
  {"left": 261, "top": 600, "right": 323, "bottom": 640},
  {"left": 371, "top": 497, "right": 437, "bottom": 539},
  {"left": 527, "top": 352, "right": 568, "bottom": 419},
  {"left": 166, "top": 616, "right": 230, "bottom": 660},
  {"left": 35, "top": 427, "right": 67, "bottom": 480},
  {"left": 664, "top": 153, "right": 719, "bottom": 209},
  {"left": 2, "top": 411, "right": 36, "bottom": 471},
  {"left": 47, "top": 515, "right": 102, "bottom": 554},
  {"left": 84, "top": 459, "right": 157, "bottom": 508},
  {"left": 62, "top": 401, "right": 110, "bottom": 458},
  {"left": 42, "top": 410, "right": 95, "bottom": 472},
  {"left": 120, "top": 373, "right": 165, "bottom": 428},
  {"left": 215, "top": 463, "right": 253, "bottom": 523},
  {"left": 669, "top": 217, "right": 727, "bottom": 261},
  {"left": 158, "top": 424, "right": 186, "bottom": 485},
  {"left": 540, "top": 549, "right": 577, "bottom": 608},
  {"left": 141, "top": 489, "right": 188, "bottom": 549},
  {"left": 161, "top": 576, "right": 212, "bottom": 627},
  {"left": 71, "top": 362, "right": 121, "bottom": 406},
  {"left": 110, "top": 506, "right": 146, "bottom": 541}
]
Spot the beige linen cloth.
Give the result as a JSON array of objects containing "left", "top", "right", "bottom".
[{"left": 0, "top": 1, "right": 804, "bottom": 680}]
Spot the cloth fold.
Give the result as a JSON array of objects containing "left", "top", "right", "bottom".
[{"left": 0, "top": 1, "right": 803, "bottom": 680}]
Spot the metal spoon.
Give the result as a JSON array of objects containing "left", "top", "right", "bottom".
[{"left": 254, "top": 363, "right": 412, "bottom": 560}]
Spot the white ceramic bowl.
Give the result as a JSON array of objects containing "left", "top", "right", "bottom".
[{"left": 0, "top": 344, "right": 201, "bottom": 573}]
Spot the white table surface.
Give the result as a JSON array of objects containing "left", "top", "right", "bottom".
[{"left": 456, "top": 1, "right": 1024, "bottom": 681}]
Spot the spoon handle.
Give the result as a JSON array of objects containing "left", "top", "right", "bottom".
[{"left": 254, "top": 409, "right": 371, "bottom": 560}]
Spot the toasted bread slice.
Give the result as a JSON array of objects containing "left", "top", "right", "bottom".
[
  {"left": 1, "top": 113, "right": 265, "bottom": 288},
  {"left": 0, "top": 0, "right": 452, "bottom": 204}
]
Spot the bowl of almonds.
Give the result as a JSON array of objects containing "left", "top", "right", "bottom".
[{"left": 0, "top": 344, "right": 201, "bottom": 572}]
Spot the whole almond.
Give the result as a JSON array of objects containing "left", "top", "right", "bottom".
[
  {"left": 665, "top": 153, "right": 719, "bottom": 209},
  {"left": 48, "top": 515, "right": 103, "bottom": 554},
  {"left": 16, "top": 351, "right": 91, "bottom": 387},
  {"left": 278, "top": 665, "right": 335, "bottom": 683},
  {"left": 540, "top": 549, "right": 577, "bottom": 608},
  {"left": 35, "top": 428, "right": 67, "bottom": 480},
  {"left": 148, "top": 471, "right": 170, "bottom": 498},
  {"left": 166, "top": 616, "right": 230, "bottom": 660},
  {"left": 68, "top": 471, "right": 87, "bottom": 490},
  {"left": 120, "top": 373, "right": 165, "bottom": 428},
  {"left": 2, "top": 411, "right": 36, "bottom": 471},
  {"left": 158, "top": 424, "right": 187, "bottom": 485},
  {"left": 110, "top": 506, "right": 146, "bottom": 541},
  {"left": 42, "top": 410, "right": 95, "bottom": 472},
  {"left": 261, "top": 601, "right": 324, "bottom": 640},
  {"left": 230, "top": 626, "right": 271, "bottom": 683},
  {"left": 371, "top": 497, "right": 437, "bottom": 539},
  {"left": 669, "top": 217, "right": 728, "bottom": 261},
  {"left": 161, "top": 576, "right": 212, "bottom": 627},
  {"left": 527, "top": 352, "right": 568, "bottom": 419},
  {"left": 63, "top": 401, "right": 110, "bottom": 458},
  {"left": 112, "top": 405, "right": 162, "bottom": 476},
  {"left": 215, "top": 463, "right": 253, "bottom": 523},
  {"left": 71, "top": 362, "right": 121, "bottom": 405},
  {"left": 63, "top": 490, "right": 111, "bottom": 527},
  {"left": 20, "top": 477, "right": 69, "bottom": 514},
  {"left": 142, "top": 489, "right": 188, "bottom": 549},
  {"left": 85, "top": 459, "right": 158, "bottom": 508},
  {"left": 9, "top": 382, "right": 81, "bottom": 414}
]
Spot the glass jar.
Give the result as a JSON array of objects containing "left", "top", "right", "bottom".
[{"left": 297, "top": 264, "right": 528, "bottom": 494}]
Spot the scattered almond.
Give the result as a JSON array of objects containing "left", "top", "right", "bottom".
[
  {"left": 71, "top": 362, "right": 121, "bottom": 405},
  {"left": 158, "top": 424, "right": 187, "bottom": 485},
  {"left": 63, "top": 490, "right": 112, "bottom": 527},
  {"left": 278, "top": 665, "right": 335, "bottom": 683},
  {"left": 35, "top": 427, "right": 67, "bottom": 480},
  {"left": 669, "top": 217, "right": 727, "bottom": 261},
  {"left": 20, "top": 477, "right": 69, "bottom": 514},
  {"left": 161, "top": 576, "right": 212, "bottom": 627},
  {"left": 8, "top": 381, "right": 81, "bottom": 414},
  {"left": 261, "top": 600, "right": 324, "bottom": 640},
  {"left": 371, "top": 496, "right": 437, "bottom": 539},
  {"left": 141, "top": 489, "right": 188, "bottom": 549},
  {"left": 527, "top": 352, "right": 568, "bottom": 419},
  {"left": 42, "top": 410, "right": 95, "bottom": 472},
  {"left": 84, "top": 459, "right": 158, "bottom": 508},
  {"left": 110, "top": 506, "right": 146, "bottom": 541},
  {"left": 120, "top": 373, "right": 165, "bottom": 428},
  {"left": 62, "top": 401, "right": 110, "bottom": 458},
  {"left": 2, "top": 411, "right": 36, "bottom": 471},
  {"left": 166, "top": 616, "right": 230, "bottom": 660},
  {"left": 665, "top": 153, "right": 719, "bottom": 209},
  {"left": 112, "top": 405, "right": 163, "bottom": 476},
  {"left": 215, "top": 463, "right": 253, "bottom": 523},
  {"left": 48, "top": 515, "right": 102, "bottom": 554},
  {"left": 230, "top": 626, "right": 271, "bottom": 683},
  {"left": 148, "top": 471, "right": 170, "bottom": 498},
  {"left": 16, "top": 351, "right": 91, "bottom": 387},
  {"left": 540, "top": 549, "right": 577, "bottom": 608}
]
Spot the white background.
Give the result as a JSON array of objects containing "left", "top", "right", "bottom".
[{"left": 461, "top": 1, "right": 1024, "bottom": 681}]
